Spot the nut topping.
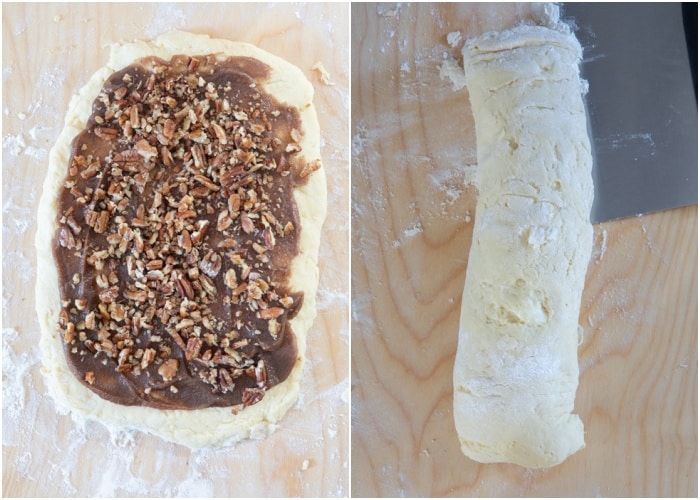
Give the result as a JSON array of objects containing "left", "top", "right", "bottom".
[{"left": 53, "top": 53, "right": 311, "bottom": 410}]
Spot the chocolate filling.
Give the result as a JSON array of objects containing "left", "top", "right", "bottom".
[{"left": 52, "top": 54, "right": 318, "bottom": 410}]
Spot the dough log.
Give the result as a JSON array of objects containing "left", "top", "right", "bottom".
[{"left": 454, "top": 25, "right": 593, "bottom": 468}]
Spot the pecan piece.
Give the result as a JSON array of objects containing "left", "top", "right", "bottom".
[
  {"left": 211, "top": 122, "right": 227, "bottom": 144},
  {"left": 242, "top": 387, "right": 265, "bottom": 406},
  {"left": 190, "top": 220, "right": 210, "bottom": 246},
  {"left": 217, "top": 210, "right": 233, "bottom": 231},
  {"left": 98, "top": 286, "right": 119, "bottom": 303},
  {"left": 141, "top": 347, "right": 156, "bottom": 369},
  {"left": 124, "top": 289, "right": 148, "bottom": 303},
  {"left": 158, "top": 358, "right": 179, "bottom": 382},
  {"left": 85, "top": 311, "right": 96, "bottom": 330},
  {"left": 199, "top": 274, "right": 217, "bottom": 297},
  {"left": 118, "top": 347, "right": 132, "bottom": 368},
  {"left": 199, "top": 250, "right": 222, "bottom": 278},
  {"left": 178, "top": 229, "right": 193, "bottom": 253},
  {"left": 57, "top": 225, "right": 77, "bottom": 249},
  {"left": 174, "top": 273, "right": 195, "bottom": 300},
  {"left": 94, "top": 127, "right": 118, "bottom": 141},
  {"left": 166, "top": 327, "right": 187, "bottom": 352},
  {"left": 263, "top": 227, "right": 275, "bottom": 250},
  {"left": 185, "top": 337, "right": 202, "bottom": 361},
  {"left": 240, "top": 213, "right": 255, "bottom": 234},
  {"left": 285, "top": 142, "right": 301, "bottom": 153},
  {"left": 228, "top": 193, "right": 241, "bottom": 213},
  {"left": 191, "top": 143, "right": 206, "bottom": 169},
  {"left": 130, "top": 105, "right": 139, "bottom": 129},
  {"left": 163, "top": 118, "right": 175, "bottom": 139},
  {"left": 193, "top": 174, "right": 219, "bottom": 191},
  {"left": 66, "top": 215, "right": 82, "bottom": 235},
  {"left": 94, "top": 210, "right": 110, "bottom": 234},
  {"left": 63, "top": 322, "right": 76, "bottom": 343},
  {"left": 255, "top": 359, "right": 268, "bottom": 388},
  {"left": 223, "top": 269, "right": 237, "bottom": 289},
  {"left": 113, "top": 86, "right": 128, "bottom": 100},
  {"left": 217, "top": 368, "right": 234, "bottom": 392},
  {"left": 299, "top": 158, "right": 322, "bottom": 179},
  {"left": 135, "top": 139, "right": 158, "bottom": 160},
  {"left": 259, "top": 307, "right": 284, "bottom": 320}
]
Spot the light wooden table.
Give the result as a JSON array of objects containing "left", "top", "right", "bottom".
[
  {"left": 2, "top": 3, "right": 348, "bottom": 497},
  {"left": 351, "top": 3, "right": 697, "bottom": 497}
]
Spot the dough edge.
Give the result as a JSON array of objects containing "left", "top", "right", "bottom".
[{"left": 35, "top": 30, "right": 327, "bottom": 449}]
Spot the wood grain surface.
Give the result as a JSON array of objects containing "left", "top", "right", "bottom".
[
  {"left": 2, "top": 3, "right": 348, "bottom": 497},
  {"left": 351, "top": 3, "right": 697, "bottom": 497}
]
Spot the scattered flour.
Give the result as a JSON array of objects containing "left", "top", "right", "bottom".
[
  {"left": 143, "top": 3, "right": 188, "bottom": 39},
  {"left": 3, "top": 133, "right": 26, "bottom": 156},
  {"left": 392, "top": 221, "right": 424, "bottom": 248},
  {"left": 377, "top": 5, "right": 400, "bottom": 17},
  {"left": 598, "top": 132, "right": 657, "bottom": 157},
  {"left": 3, "top": 64, "right": 13, "bottom": 83},
  {"left": 446, "top": 31, "right": 463, "bottom": 48}
]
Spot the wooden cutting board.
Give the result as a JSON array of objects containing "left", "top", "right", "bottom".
[
  {"left": 351, "top": 3, "right": 697, "bottom": 497},
  {"left": 2, "top": 3, "right": 348, "bottom": 497}
]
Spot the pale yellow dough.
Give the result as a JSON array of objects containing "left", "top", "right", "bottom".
[
  {"left": 35, "top": 31, "right": 326, "bottom": 448},
  {"left": 454, "top": 23, "right": 593, "bottom": 468}
]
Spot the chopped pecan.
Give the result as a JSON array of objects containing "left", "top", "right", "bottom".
[
  {"left": 94, "top": 210, "right": 110, "bottom": 234},
  {"left": 199, "top": 250, "right": 222, "bottom": 278},
  {"left": 259, "top": 307, "right": 284, "bottom": 320},
  {"left": 191, "top": 143, "right": 206, "bottom": 169},
  {"left": 157, "top": 358, "right": 178, "bottom": 382},
  {"left": 57, "top": 225, "right": 77, "bottom": 249},
  {"left": 98, "top": 286, "right": 119, "bottom": 303},
  {"left": 135, "top": 139, "right": 158, "bottom": 160},
  {"left": 255, "top": 359, "right": 267, "bottom": 388},
  {"left": 163, "top": 118, "right": 175, "bottom": 139},
  {"left": 141, "top": 347, "right": 156, "bottom": 369},
  {"left": 174, "top": 272, "right": 195, "bottom": 300},
  {"left": 223, "top": 269, "right": 237, "bottom": 289},
  {"left": 218, "top": 369, "right": 235, "bottom": 391},
  {"left": 242, "top": 387, "right": 265, "bottom": 406},
  {"left": 212, "top": 122, "right": 227, "bottom": 144},
  {"left": 185, "top": 337, "right": 202, "bottom": 361},
  {"left": 94, "top": 127, "right": 118, "bottom": 140},
  {"left": 240, "top": 213, "right": 255, "bottom": 234}
]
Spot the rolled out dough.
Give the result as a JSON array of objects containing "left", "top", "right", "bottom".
[
  {"left": 35, "top": 31, "right": 326, "bottom": 448},
  {"left": 454, "top": 23, "right": 593, "bottom": 468}
]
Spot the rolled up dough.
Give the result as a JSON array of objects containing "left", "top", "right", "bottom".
[{"left": 454, "top": 24, "right": 593, "bottom": 468}]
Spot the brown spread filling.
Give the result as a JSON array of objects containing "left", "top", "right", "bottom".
[{"left": 53, "top": 54, "right": 320, "bottom": 410}]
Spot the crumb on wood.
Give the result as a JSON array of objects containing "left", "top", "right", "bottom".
[{"left": 312, "top": 62, "right": 335, "bottom": 86}]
